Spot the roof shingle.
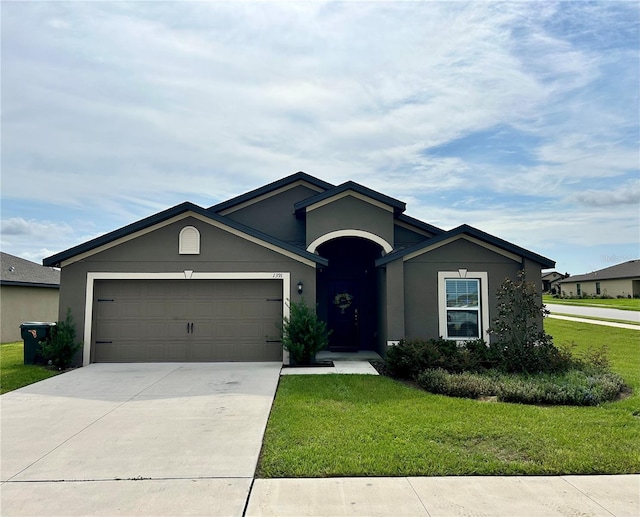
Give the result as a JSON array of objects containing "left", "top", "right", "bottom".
[{"left": 1, "top": 252, "right": 60, "bottom": 287}]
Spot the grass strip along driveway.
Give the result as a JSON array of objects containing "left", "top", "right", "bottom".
[
  {"left": 258, "top": 319, "right": 640, "bottom": 478},
  {"left": 0, "top": 342, "right": 60, "bottom": 395}
]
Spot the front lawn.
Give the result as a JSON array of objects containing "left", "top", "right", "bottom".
[
  {"left": 0, "top": 342, "right": 60, "bottom": 394},
  {"left": 257, "top": 320, "right": 640, "bottom": 477}
]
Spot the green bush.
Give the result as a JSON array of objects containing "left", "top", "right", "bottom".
[
  {"left": 417, "top": 368, "right": 497, "bottom": 399},
  {"left": 415, "top": 368, "right": 625, "bottom": 406},
  {"left": 488, "top": 271, "right": 572, "bottom": 374},
  {"left": 496, "top": 370, "right": 625, "bottom": 406},
  {"left": 281, "top": 299, "right": 330, "bottom": 365},
  {"left": 39, "top": 308, "right": 81, "bottom": 369},
  {"left": 385, "top": 337, "right": 494, "bottom": 379}
]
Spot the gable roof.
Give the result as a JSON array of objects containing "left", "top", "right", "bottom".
[
  {"left": 396, "top": 213, "right": 445, "bottom": 236},
  {"left": 376, "top": 224, "right": 555, "bottom": 269},
  {"left": 1, "top": 252, "right": 60, "bottom": 288},
  {"left": 209, "top": 171, "right": 334, "bottom": 214},
  {"left": 294, "top": 181, "right": 406, "bottom": 216},
  {"left": 558, "top": 259, "right": 640, "bottom": 283},
  {"left": 43, "top": 202, "right": 328, "bottom": 268}
]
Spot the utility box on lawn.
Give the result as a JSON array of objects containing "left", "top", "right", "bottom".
[{"left": 20, "top": 322, "right": 56, "bottom": 365}]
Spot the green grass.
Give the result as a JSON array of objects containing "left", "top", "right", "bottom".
[
  {"left": 258, "top": 320, "right": 640, "bottom": 477},
  {"left": 0, "top": 342, "right": 60, "bottom": 394},
  {"left": 544, "top": 295, "right": 640, "bottom": 311}
]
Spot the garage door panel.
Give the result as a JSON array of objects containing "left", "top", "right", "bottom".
[{"left": 93, "top": 279, "right": 283, "bottom": 362}]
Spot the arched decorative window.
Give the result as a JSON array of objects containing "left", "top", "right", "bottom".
[{"left": 179, "top": 226, "right": 200, "bottom": 255}]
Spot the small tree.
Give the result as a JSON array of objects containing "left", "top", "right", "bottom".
[
  {"left": 40, "top": 307, "right": 81, "bottom": 369},
  {"left": 487, "top": 271, "right": 566, "bottom": 373},
  {"left": 281, "top": 299, "right": 331, "bottom": 365}
]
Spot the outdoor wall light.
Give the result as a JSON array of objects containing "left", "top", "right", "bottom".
[{"left": 297, "top": 281, "right": 304, "bottom": 294}]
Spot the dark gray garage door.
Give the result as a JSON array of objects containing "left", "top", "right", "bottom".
[{"left": 92, "top": 279, "right": 283, "bottom": 362}]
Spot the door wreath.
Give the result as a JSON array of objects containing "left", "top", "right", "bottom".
[{"left": 333, "top": 292, "right": 353, "bottom": 314}]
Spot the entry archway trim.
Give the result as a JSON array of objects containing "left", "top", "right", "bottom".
[{"left": 307, "top": 230, "right": 393, "bottom": 255}]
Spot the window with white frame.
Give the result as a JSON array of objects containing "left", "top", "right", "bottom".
[
  {"left": 438, "top": 271, "right": 489, "bottom": 340},
  {"left": 179, "top": 226, "right": 200, "bottom": 254}
]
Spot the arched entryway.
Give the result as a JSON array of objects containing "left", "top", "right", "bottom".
[{"left": 316, "top": 237, "right": 384, "bottom": 352}]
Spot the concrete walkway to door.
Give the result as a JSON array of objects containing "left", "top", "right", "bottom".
[{"left": 1, "top": 362, "right": 281, "bottom": 516}]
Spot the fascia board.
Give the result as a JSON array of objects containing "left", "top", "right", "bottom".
[
  {"left": 216, "top": 180, "right": 326, "bottom": 216},
  {"left": 294, "top": 182, "right": 406, "bottom": 215},
  {"left": 304, "top": 190, "right": 394, "bottom": 214},
  {"left": 396, "top": 214, "right": 445, "bottom": 235},
  {"left": 402, "top": 234, "right": 522, "bottom": 263},
  {"left": 394, "top": 218, "right": 440, "bottom": 238}
]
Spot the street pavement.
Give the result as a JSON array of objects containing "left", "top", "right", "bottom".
[{"left": 546, "top": 303, "right": 640, "bottom": 323}]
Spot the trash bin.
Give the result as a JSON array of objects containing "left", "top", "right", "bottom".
[{"left": 20, "top": 322, "right": 56, "bottom": 365}]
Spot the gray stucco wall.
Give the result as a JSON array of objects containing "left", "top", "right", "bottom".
[
  {"left": 58, "top": 216, "right": 317, "bottom": 363},
  {"left": 1, "top": 285, "right": 59, "bottom": 343},
  {"left": 402, "top": 238, "right": 522, "bottom": 342},
  {"left": 393, "top": 224, "right": 430, "bottom": 249},
  {"left": 222, "top": 184, "right": 317, "bottom": 246},
  {"left": 305, "top": 196, "right": 394, "bottom": 248}
]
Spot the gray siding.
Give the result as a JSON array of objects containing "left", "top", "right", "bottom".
[
  {"left": 1, "top": 285, "right": 59, "bottom": 343},
  {"left": 222, "top": 184, "right": 318, "bottom": 246},
  {"left": 402, "top": 238, "right": 521, "bottom": 342},
  {"left": 393, "top": 224, "right": 430, "bottom": 249}
]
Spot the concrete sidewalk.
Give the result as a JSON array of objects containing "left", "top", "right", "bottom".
[
  {"left": 246, "top": 475, "right": 640, "bottom": 517},
  {"left": 548, "top": 313, "right": 640, "bottom": 330}
]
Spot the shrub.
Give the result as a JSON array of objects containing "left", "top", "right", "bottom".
[
  {"left": 417, "top": 368, "right": 497, "bottom": 399},
  {"left": 488, "top": 271, "right": 570, "bottom": 373},
  {"left": 281, "top": 299, "right": 330, "bottom": 365},
  {"left": 384, "top": 338, "right": 444, "bottom": 378},
  {"left": 414, "top": 368, "right": 625, "bottom": 406},
  {"left": 39, "top": 307, "right": 81, "bottom": 369},
  {"left": 496, "top": 370, "right": 625, "bottom": 406},
  {"left": 385, "top": 338, "right": 495, "bottom": 379}
]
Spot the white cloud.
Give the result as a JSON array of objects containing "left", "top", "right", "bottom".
[
  {"left": 1, "top": 1, "right": 638, "bottom": 274},
  {"left": 574, "top": 180, "right": 640, "bottom": 207}
]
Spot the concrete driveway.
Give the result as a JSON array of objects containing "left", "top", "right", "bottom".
[{"left": 1, "top": 362, "right": 281, "bottom": 516}]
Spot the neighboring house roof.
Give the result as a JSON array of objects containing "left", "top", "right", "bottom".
[
  {"left": 209, "top": 171, "right": 334, "bottom": 214},
  {"left": 1, "top": 252, "right": 60, "bottom": 288},
  {"left": 294, "top": 181, "right": 407, "bottom": 216},
  {"left": 558, "top": 259, "right": 640, "bottom": 283},
  {"left": 376, "top": 224, "right": 555, "bottom": 269},
  {"left": 42, "top": 202, "right": 329, "bottom": 268}
]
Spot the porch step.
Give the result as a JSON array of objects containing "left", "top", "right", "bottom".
[{"left": 316, "top": 351, "right": 382, "bottom": 362}]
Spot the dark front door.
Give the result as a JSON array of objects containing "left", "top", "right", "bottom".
[{"left": 328, "top": 279, "right": 359, "bottom": 352}]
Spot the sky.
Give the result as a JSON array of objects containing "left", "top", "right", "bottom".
[{"left": 1, "top": 1, "right": 638, "bottom": 277}]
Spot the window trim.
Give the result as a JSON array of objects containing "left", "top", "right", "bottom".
[
  {"left": 179, "top": 226, "right": 200, "bottom": 255},
  {"left": 438, "top": 271, "right": 489, "bottom": 341}
]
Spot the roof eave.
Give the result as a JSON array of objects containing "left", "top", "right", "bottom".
[
  {"left": 376, "top": 224, "right": 555, "bottom": 269},
  {"left": 43, "top": 202, "right": 328, "bottom": 268}
]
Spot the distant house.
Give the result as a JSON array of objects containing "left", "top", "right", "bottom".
[
  {"left": 0, "top": 252, "right": 60, "bottom": 343},
  {"left": 557, "top": 260, "right": 640, "bottom": 298},
  {"left": 541, "top": 271, "right": 569, "bottom": 294}
]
